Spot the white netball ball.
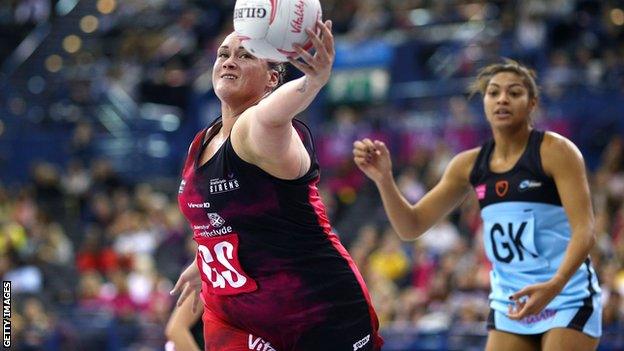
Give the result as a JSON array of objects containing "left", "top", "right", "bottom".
[{"left": 233, "top": 0, "right": 323, "bottom": 62}]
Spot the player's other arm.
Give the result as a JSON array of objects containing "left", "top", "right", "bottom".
[
  {"left": 385, "top": 149, "right": 476, "bottom": 240},
  {"left": 355, "top": 139, "right": 477, "bottom": 240},
  {"left": 542, "top": 132, "right": 596, "bottom": 288},
  {"left": 165, "top": 294, "right": 202, "bottom": 351}
]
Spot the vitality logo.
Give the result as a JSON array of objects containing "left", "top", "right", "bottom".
[
  {"left": 520, "top": 309, "right": 556, "bottom": 325},
  {"left": 248, "top": 334, "right": 276, "bottom": 351}
]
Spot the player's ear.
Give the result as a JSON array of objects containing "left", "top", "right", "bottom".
[{"left": 267, "top": 67, "right": 279, "bottom": 90}]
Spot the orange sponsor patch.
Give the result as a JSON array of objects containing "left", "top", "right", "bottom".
[{"left": 495, "top": 180, "right": 509, "bottom": 197}]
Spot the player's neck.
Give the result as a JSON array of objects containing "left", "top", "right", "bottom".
[
  {"left": 492, "top": 126, "right": 531, "bottom": 158},
  {"left": 220, "top": 111, "right": 239, "bottom": 136},
  {"left": 220, "top": 94, "right": 264, "bottom": 132},
  {"left": 220, "top": 102, "right": 250, "bottom": 135}
]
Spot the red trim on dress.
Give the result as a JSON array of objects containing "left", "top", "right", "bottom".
[{"left": 307, "top": 178, "right": 383, "bottom": 349}]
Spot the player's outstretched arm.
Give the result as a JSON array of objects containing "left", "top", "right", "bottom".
[
  {"left": 233, "top": 20, "right": 333, "bottom": 179},
  {"left": 353, "top": 139, "right": 476, "bottom": 240},
  {"left": 508, "top": 132, "right": 596, "bottom": 320}
]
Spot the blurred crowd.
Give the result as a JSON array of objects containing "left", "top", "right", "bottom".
[
  {"left": 2, "top": 126, "right": 623, "bottom": 350},
  {"left": 1, "top": 151, "right": 191, "bottom": 349},
  {"left": 1, "top": 0, "right": 624, "bottom": 350},
  {"left": 2, "top": 0, "right": 624, "bottom": 122}
]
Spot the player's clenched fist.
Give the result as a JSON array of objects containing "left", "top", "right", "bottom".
[{"left": 352, "top": 138, "right": 393, "bottom": 184}]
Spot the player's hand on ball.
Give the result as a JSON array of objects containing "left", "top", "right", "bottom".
[
  {"left": 288, "top": 20, "right": 334, "bottom": 88},
  {"left": 170, "top": 262, "right": 203, "bottom": 313},
  {"left": 353, "top": 139, "right": 393, "bottom": 184}
]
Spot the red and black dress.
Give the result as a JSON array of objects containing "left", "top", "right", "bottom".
[{"left": 177, "top": 118, "right": 383, "bottom": 351}]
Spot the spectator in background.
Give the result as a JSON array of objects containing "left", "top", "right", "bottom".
[
  {"left": 368, "top": 227, "right": 410, "bottom": 284},
  {"left": 30, "top": 161, "right": 64, "bottom": 220},
  {"left": 67, "top": 121, "right": 95, "bottom": 165},
  {"left": 14, "top": 0, "right": 49, "bottom": 24},
  {"left": 16, "top": 296, "right": 72, "bottom": 351}
]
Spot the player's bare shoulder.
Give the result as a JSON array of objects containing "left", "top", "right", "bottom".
[
  {"left": 541, "top": 131, "right": 579, "bottom": 152},
  {"left": 540, "top": 131, "right": 584, "bottom": 177},
  {"left": 444, "top": 147, "right": 482, "bottom": 185}
]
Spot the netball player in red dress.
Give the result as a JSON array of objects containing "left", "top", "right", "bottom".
[{"left": 170, "top": 20, "right": 383, "bottom": 351}]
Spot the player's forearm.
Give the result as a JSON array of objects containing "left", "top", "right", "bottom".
[
  {"left": 551, "top": 228, "right": 595, "bottom": 287},
  {"left": 375, "top": 176, "right": 420, "bottom": 240},
  {"left": 257, "top": 76, "right": 322, "bottom": 126}
]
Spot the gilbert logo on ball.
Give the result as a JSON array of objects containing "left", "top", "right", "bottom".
[{"left": 233, "top": 0, "right": 322, "bottom": 62}]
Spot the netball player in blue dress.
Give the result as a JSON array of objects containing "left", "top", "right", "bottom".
[{"left": 354, "top": 60, "right": 601, "bottom": 351}]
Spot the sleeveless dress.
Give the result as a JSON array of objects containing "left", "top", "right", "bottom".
[
  {"left": 177, "top": 118, "right": 383, "bottom": 350},
  {"left": 469, "top": 130, "right": 601, "bottom": 337}
]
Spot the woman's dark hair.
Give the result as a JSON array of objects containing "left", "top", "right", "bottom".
[
  {"left": 268, "top": 62, "right": 286, "bottom": 90},
  {"left": 469, "top": 58, "right": 540, "bottom": 100}
]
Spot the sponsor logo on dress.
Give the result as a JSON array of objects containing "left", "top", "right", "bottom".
[
  {"left": 209, "top": 177, "right": 240, "bottom": 194},
  {"left": 178, "top": 179, "right": 186, "bottom": 194},
  {"left": 495, "top": 180, "right": 509, "bottom": 197},
  {"left": 353, "top": 334, "right": 370, "bottom": 351},
  {"left": 475, "top": 184, "right": 486, "bottom": 200},
  {"left": 193, "top": 224, "right": 233, "bottom": 237},
  {"left": 248, "top": 334, "right": 276, "bottom": 351},
  {"left": 520, "top": 309, "right": 556, "bottom": 325},
  {"left": 193, "top": 213, "right": 232, "bottom": 237},
  {"left": 187, "top": 202, "right": 211, "bottom": 209},
  {"left": 518, "top": 179, "right": 543, "bottom": 192},
  {"left": 207, "top": 213, "right": 225, "bottom": 227}
]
